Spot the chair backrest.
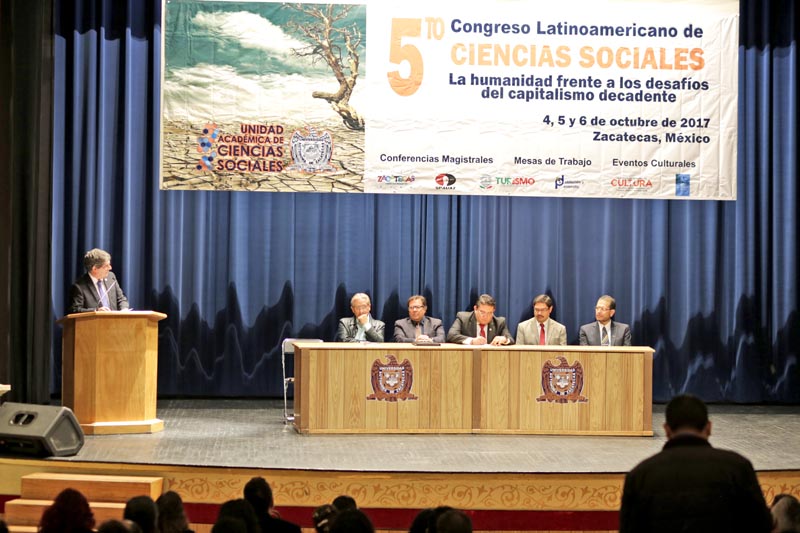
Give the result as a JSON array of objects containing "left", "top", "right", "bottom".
[{"left": 282, "top": 338, "right": 323, "bottom": 355}]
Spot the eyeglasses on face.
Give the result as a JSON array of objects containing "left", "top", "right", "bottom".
[
  {"left": 408, "top": 305, "right": 425, "bottom": 310},
  {"left": 595, "top": 306, "right": 610, "bottom": 311}
]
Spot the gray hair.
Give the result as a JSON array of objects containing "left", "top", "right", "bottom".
[
  {"left": 475, "top": 294, "right": 496, "bottom": 308},
  {"left": 533, "top": 294, "right": 554, "bottom": 308},
  {"left": 83, "top": 248, "right": 111, "bottom": 272},
  {"left": 350, "top": 292, "right": 371, "bottom": 306}
]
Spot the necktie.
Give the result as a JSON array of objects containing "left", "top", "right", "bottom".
[
  {"left": 415, "top": 323, "right": 421, "bottom": 339},
  {"left": 539, "top": 323, "right": 546, "bottom": 345},
  {"left": 601, "top": 326, "right": 609, "bottom": 346},
  {"left": 97, "top": 280, "right": 110, "bottom": 309},
  {"left": 479, "top": 325, "right": 486, "bottom": 339}
]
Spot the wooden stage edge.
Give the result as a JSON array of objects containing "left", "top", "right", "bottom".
[{"left": 1, "top": 457, "right": 798, "bottom": 532}]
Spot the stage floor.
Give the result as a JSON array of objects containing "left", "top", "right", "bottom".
[{"left": 54, "top": 399, "right": 800, "bottom": 474}]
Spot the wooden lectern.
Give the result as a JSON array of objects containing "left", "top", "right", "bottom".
[{"left": 58, "top": 311, "right": 166, "bottom": 435}]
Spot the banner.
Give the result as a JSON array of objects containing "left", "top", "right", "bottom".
[{"left": 162, "top": 0, "right": 739, "bottom": 200}]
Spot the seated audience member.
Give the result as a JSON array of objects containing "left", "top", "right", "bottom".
[
  {"left": 329, "top": 509, "right": 374, "bottom": 533},
  {"left": 157, "top": 491, "right": 194, "bottom": 533},
  {"left": 772, "top": 494, "right": 800, "bottom": 533},
  {"left": 312, "top": 504, "right": 337, "bottom": 533},
  {"left": 97, "top": 520, "right": 143, "bottom": 533},
  {"left": 619, "top": 394, "right": 772, "bottom": 532},
  {"left": 447, "top": 294, "right": 513, "bottom": 346},
  {"left": 216, "top": 499, "right": 260, "bottom": 533},
  {"left": 68, "top": 247, "right": 130, "bottom": 313},
  {"left": 243, "top": 476, "right": 300, "bottom": 533},
  {"left": 124, "top": 496, "right": 159, "bottom": 533},
  {"left": 436, "top": 509, "right": 472, "bottom": 533},
  {"left": 515, "top": 294, "right": 567, "bottom": 346},
  {"left": 211, "top": 517, "right": 248, "bottom": 533},
  {"left": 394, "top": 295, "right": 445, "bottom": 343},
  {"left": 331, "top": 495, "right": 358, "bottom": 512},
  {"left": 0, "top": 520, "right": 7, "bottom": 533},
  {"left": 408, "top": 509, "right": 434, "bottom": 533},
  {"left": 39, "top": 488, "right": 95, "bottom": 533},
  {"left": 578, "top": 295, "right": 631, "bottom": 346},
  {"left": 337, "top": 293, "right": 385, "bottom": 342}
]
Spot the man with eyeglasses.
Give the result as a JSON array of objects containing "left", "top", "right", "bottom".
[
  {"left": 516, "top": 294, "right": 567, "bottom": 346},
  {"left": 447, "top": 293, "right": 514, "bottom": 346},
  {"left": 393, "top": 295, "right": 445, "bottom": 343},
  {"left": 337, "top": 292, "right": 385, "bottom": 342},
  {"left": 67, "top": 248, "right": 130, "bottom": 314},
  {"left": 578, "top": 295, "right": 631, "bottom": 346}
]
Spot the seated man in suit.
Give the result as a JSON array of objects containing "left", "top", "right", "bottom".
[
  {"left": 393, "top": 295, "right": 445, "bottom": 343},
  {"left": 579, "top": 295, "right": 631, "bottom": 346},
  {"left": 447, "top": 293, "right": 514, "bottom": 345},
  {"left": 67, "top": 248, "right": 129, "bottom": 314},
  {"left": 516, "top": 294, "right": 567, "bottom": 346},
  {"left": 337, "top": 292, "right": 385, "bottom": 342}
]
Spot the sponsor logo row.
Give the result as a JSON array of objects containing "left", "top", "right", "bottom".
[{"left": 375, "top": 173, "right": 693, "bottom": 196}]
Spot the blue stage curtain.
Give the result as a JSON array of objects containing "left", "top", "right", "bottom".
[{"left": 51, "top": 1, "right": 799, "bottom": 401}]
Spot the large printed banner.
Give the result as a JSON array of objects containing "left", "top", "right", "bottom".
[{"left": 162, "top": 1, "right": 739, "bottom": 199}]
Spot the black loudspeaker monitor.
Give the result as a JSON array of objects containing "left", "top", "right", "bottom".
[{"left": 0, "top": 402, "right": 84, "bottom": 457}]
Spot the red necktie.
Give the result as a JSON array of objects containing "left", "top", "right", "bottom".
[
  {"left": 539, "top": 323, "right": 546, "bottom": 345},
  {"left": 479, "top": 325, "right": 486, "bottom": 339}
]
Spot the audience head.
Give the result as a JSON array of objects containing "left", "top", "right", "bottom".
[
  {"left": 329, "top": 509, "right": 374, "bottom": 533},
  {"left": 217, "top": 499, "right": 259, "bottom": 533},
  {"left": 243, "top": 476, "right": 274, "bottom": 515},
  {"left": 473, "top": 294, "right": 496, "bottom": 326},
  {"left": 427, "top": 506, "right": 455, "bottom": 533},
  {"left": 436, "top": 509, "right": 472, "bottom": 533},
  {"left": 0, "top": 520, "right": 8, "bottom": 533},
  {"left": 312, "top": 504, "right": 337, "bottom": 533},
  {"left": 532, "top": 294, "right": 554, "bottom": 324},
  {"left": 664, "top": 394, "right": 711, "bottom": 439},
  {"left": 594, "top": 295, "right": 616, "bottom": 324},
  {"left": 124, "top": 496, "right": 159, "bottom": 533},
  {"left": 211, "top": 517, "right": 248, "bottom": 533},
  {"left": 407, "top": 295, "right": 428, "bottom": 322},
  {"left": 408, "top": 508, "right": 435, "bottom": 533},
  {"left": 772, "top": 494, "right": 800, "bottom": 533},
  {"left": 350, "top": 293, "right": 371, "bottom": 317},
  {"left": 97, "top": 520, "right": 143, "bottom": 533},
  {"left": 332, "top": 495, "right": 357, "bottom": 512},
  {"left": 156, "top": 491, "right": 190, "bottom": 533},
  {"left": 39, "top": 488, "right": 96, "bottom": 533}
]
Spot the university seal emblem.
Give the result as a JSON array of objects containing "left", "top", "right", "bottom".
[
  {"left": 288, "top": 127, "right": 336, "bottom": 173},
  {"left": 367, "top": 355, "right": 418, "bottom": 402},
  {"left": 536, "top": 356, "right": 588, "bottom": 403}
]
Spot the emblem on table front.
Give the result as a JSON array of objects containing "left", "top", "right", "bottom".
[
  {"left": 536, "top": 356, "right": 588, "bottom": 403},
  {"left": 367, "top": 355, "right": 418, "bottom": 401}
]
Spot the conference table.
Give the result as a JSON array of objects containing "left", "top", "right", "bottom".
[{"left": 292, "top": 342, "right": 654, "bottom": 436}]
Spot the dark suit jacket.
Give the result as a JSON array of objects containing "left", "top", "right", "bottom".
[
  {"left": 578, "top": 321, "right": 631, "bottom": 346},
  {"left": 446, "top": 311, "right": 514, "bottom": 345},
  {"left": 337, "top": 315, "right": 385, "bottom": 342},
  {"left": 67, "top": 272, "right": 129, "bottom": 314},
  {"left": 619, "top": 434, "right": 772, "bottom": 533},
  {"left": 393, "top": 316, "right": 445, "bottom": 343}
]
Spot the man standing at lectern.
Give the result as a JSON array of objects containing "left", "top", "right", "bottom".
[
  {"left": 67, "top": 248, "right": 129, "bottom": 313},
  {"left": 578, "top": 294, "right": 630, "bottom": 346}
]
